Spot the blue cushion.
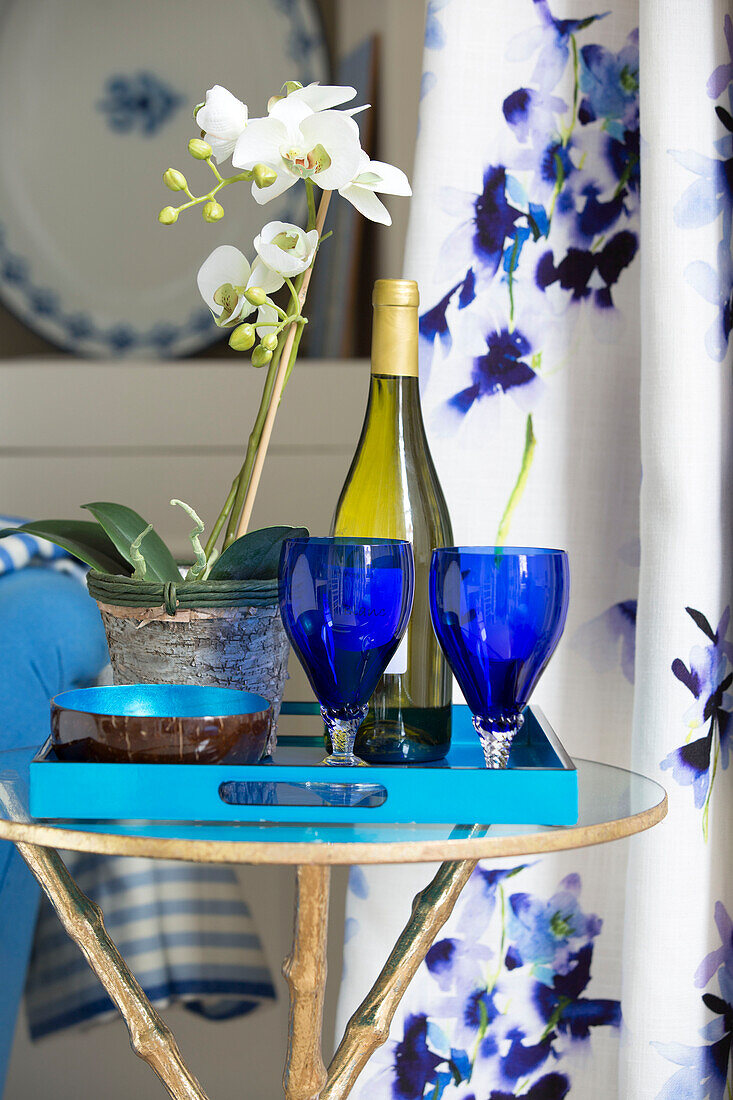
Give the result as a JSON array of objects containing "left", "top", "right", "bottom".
[
  {"left": 0, "top": 570, "right": 109, "bottom": 749},
  {"left": 0, "top": 851, "right": 39, "bottom": 1093},
  {"left": 0, "top": 569, "right": 108, "bottom": 1094}
]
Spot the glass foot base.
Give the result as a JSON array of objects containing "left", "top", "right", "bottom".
[
  {"left": 474, "top": 713, "right": 524, "bottom": 769},
  {"left": 321, "top": 754, "right": 368, "bottom": 767},
  {"left": 321, "top": 706, "right": 368, "bottom": 768}
]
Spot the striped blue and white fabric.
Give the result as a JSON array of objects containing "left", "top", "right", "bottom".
[
  {"left": 0, "top": 515, "right": 277, "bottom": 1037},
  {"left": 25, "top": 857, "right": 276, "bottom": 1038}
]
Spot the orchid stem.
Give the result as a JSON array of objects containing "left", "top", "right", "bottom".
[
  {"left": 285, "top": 276, "right": 301, "bottom": 314},
  {"left": 210, "top": 187, "right": 330, "bottom": 551},
  {"left": 233, "top": 189, "right": 332, "bottom": 540},
  {"left": 167, "top": 170, "right": 253, "bottom": 218},
  {"left": 223, "top": 341, "right": 285, "bottom": 548},
  {"left": 204, "top": 478, "right": 238, "bottom": 559},
  {"left": 305, "top": 178, "right": 317, "bottom": 231},
  {"left": 206, "top": 157, "right": 223, "bottom": 182}
]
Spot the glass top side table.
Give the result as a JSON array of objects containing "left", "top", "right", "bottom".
[{"left": 0, "top": 747, "right": 666, "bottom": 1100}]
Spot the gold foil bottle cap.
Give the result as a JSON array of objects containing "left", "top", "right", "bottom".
[
  {"left": 371, "top": 279, "right": 419, "bottom": 377},
  {"left": 372, "top": 278, "right": 419, "bottom": 308}
]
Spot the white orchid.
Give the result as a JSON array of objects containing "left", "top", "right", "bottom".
[
  {"left": 232, "top": 90, "right": 363, "bottom": 204},
  {"left": 195, "top": 86, "right": 248, "bottom": 163},
  {"left": 269, "top": 81, "right": 359, "bottom": 114},
  {"left": 254, "top": 221, "right": 319, "bottom": 278},
  {"left": 338, "top": 151, "right": 412, "bottom": 225},
  {"left": 197, "top": 245, "right": 283, "bottom": 332}
]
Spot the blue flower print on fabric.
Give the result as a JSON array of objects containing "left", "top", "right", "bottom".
[
  {"left": 381, "top": 865, "right": 619, "bottom": 1099},
  {"left": 708, "top": 15, "right": 733, "bottom": 98},
  {"left": 507, "top": 1, "right": 608, "bottom": 96},
  {"left": 578, "top": 31, "right": 640, "bottom": 142},
  {"left": 425, "top": 0, "right": 453, "bottom": 50},
  {"left": 97, "top": 72, "right": 184, "bottom": 136},
  {"left": 348, "top": 865, "right": 370, "bottom": 899},
  {"left": 507, "top": 873, "right": 603, "bottom": 986},
  {"left": 421, "top": 73, "right": 438, "bottom": 101},
  {"left": 536, "top": 229, "right": 637, "bottom": 308},
  {"left": 419, "top": 0, "right": 639, "bottom": 538},
  {"left": 661, "top": 606, "right": 732, "bottom": 838},
  {"left": 571, "top": 599, "right": 637, "bottom": 684},
  {"left": 670, "top": 14, "right": 733, "bottom": 361},
  {"left": 450, "top": 327, "right": 539, "bottom": 415},
  {"left": 489, "top": 1074, "right": 571, "bottom": 1099},
  {"left": 655, "top": 902, "right": 733, "bottom": 1099}
]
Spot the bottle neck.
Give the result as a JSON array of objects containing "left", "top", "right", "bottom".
[
  {"left": 371, "top": 302, "right": 419, "bottom": 378},
  {"left": 362, "top": 374, "right": 427, "bottom": 452}
]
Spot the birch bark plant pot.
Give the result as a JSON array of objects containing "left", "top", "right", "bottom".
[{"left": 86, "top": 571, "right": 289, "bottom": 754}]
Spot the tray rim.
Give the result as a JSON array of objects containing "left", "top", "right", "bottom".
[{"left": 33, "top": 704, "right": 577, "bottom": 775}]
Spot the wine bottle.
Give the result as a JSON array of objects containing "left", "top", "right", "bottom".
[{"left": 331, "top": 278, "right": 453, "bottom": 762}]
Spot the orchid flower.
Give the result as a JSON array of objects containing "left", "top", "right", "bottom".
[
  {"left": 232, "top": 90, "right": 363, "bottom": 204},
  {"left": 338, "top": 151, "right": 412, "bottom": 225},
  {"left": 254, "top": 221, "right": 319, "bottom": 278},
  {"left": 269, "top": 81, "right": 359, "bottom": 113},
  {"left": 197, "top": 245, "right": 283, "bottom": 330},
  {"left": 195, "top": 86, "right": 249, "bottom": 163}
]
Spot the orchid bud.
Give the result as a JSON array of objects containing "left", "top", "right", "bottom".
[
  {"left": 266, "top": 83, "right": 302, "bottom": 111},
  {"left": 251, "top": 345, "right": 273, "bottom": 368},
  {"left": 188, "top": 137, "right": 213, "bottom": 160},
  {"left": 261, "top": 333, "right": 279, "bottom": 352},
  {"left": 158, "top": 206, "right": 178, "bottom": 225},
  {"left": 244, "top": 286, "right": 267, "bottom": 306},
  {"left": 163, "top": 168, "right": 187, "bottom": 191},
  {"left": 203, "top": 200, "right": 224, "bottom": 223},
  {"left": 253, "top": 163, "right": 278, "bottom": 190},
  {"left": 229, "top": 323, "right": 256, "bottom": 351}
]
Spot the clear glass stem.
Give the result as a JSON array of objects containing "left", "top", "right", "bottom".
[
  {"left": 322, "top": 706, "right": 368, "bottom": 767},
  {"left": 473, "top": 712, "right": 524, "bottom": 769}
]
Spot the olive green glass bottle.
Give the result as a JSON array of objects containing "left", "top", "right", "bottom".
[{"left": 331, "top": 278, "right": 453, "bottom": 762}]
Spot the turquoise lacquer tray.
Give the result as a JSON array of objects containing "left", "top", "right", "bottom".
[{"left": 30, "top": 703, "right": 578, "bottom": 826}]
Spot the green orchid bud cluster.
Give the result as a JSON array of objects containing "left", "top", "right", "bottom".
[
  {"left": 157, "top": 137, "right": 277, "bottom": 226},
  {"left": 222, "top": 280, "right": 307, "bottom": 369}
]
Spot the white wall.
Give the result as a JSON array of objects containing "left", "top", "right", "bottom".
[{"left": 0, "top": 360, "right": 368, "bottom": 561}]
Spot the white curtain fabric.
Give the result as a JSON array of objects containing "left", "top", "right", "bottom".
[{"left": 335, "top": 2, "right": 733, "bottom": 1097}]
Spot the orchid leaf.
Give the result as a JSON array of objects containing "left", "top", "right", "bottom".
[
  {"left": 0, "top": 520, "right": 132, "bottom": 575},
  {"left": 208, "top": 525, "right": 308, "bottom": 581},
  {"left": 82, "top": 502, "right": 180, "bottom": 582}
]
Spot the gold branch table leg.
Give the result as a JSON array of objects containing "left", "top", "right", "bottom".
[
  {"left": 15, "top": 842, "right": 210, "bottom": 1100},
  {"left": 283, "top": 864, "right": 332, "bottom": 1100},
  {"left": 321, "top": 857, "right": 478, "bottom": 1100}
]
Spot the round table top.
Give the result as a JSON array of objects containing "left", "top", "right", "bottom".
[{"left": 0, "top": 748, "right": 666, "bottom": 864}]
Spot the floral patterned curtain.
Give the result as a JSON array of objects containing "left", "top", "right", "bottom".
[{"left": 336, "top": 1, "right": 733, "bottom": 1097}]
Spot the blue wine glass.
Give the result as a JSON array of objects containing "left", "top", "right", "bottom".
[
  {"left": 429, "top": 547, "right": 569, "bottom": 768},
  {"left": 278, "top": 537, "right": 415, "bottom": 766}
]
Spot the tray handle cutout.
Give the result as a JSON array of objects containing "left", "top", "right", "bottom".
[{"left": 218, "top": 780, "right": 388, "bottom": 809}]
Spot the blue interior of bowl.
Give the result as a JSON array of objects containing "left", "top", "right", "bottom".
[{"left": 52, "top": 684, "right": 271, "bottom": 719}]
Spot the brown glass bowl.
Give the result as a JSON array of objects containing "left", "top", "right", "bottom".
[{"left": 50, "top": 684, "right": 272, "bottom": 764}]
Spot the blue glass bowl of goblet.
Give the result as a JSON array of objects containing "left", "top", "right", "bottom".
[
  {"left": 278, "top": 536, "right": 414, "bottom": 766},
  {"left": 429, "top": 546, "right": 569, "bottom": 768}
]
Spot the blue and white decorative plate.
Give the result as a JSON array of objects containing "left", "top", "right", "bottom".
[{"left": 0, "top": 0, "right": 328, "bottom": 357}]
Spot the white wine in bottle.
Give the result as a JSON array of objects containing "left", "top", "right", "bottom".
[{"left": 331, "top": 278, "right": 453, "bottom": 761}]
